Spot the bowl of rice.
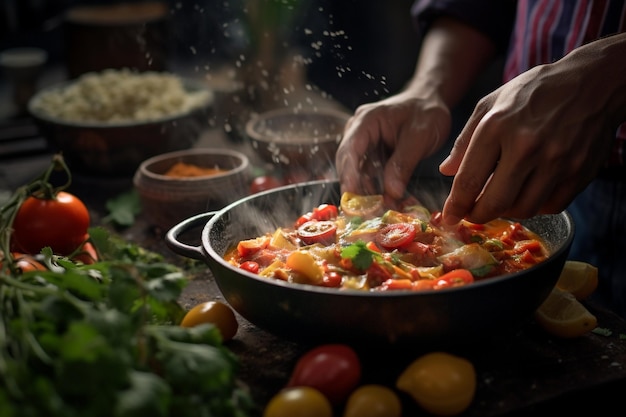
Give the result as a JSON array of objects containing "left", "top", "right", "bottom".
[{"left": 28, "top": 69, "right": 214, "bottom": 177}]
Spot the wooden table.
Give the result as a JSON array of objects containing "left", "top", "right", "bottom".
[{"left": 5, "top": 127, "right": 626, "bottom": 417}]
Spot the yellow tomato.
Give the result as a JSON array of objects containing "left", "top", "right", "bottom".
[
  {"left": 396, "top": 352, "right": 476, "bottom": 416},
  {"left": 180, "top": 301, "right": 239, "bottom": 342},
  {"left": 343, "top": 384, "right": 402, "bottom": 417},
  {"left": 264, "top": 387, "right": 333, "bottom": 417}
]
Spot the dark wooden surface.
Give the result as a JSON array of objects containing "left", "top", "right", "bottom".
[
  {"left": 7, "top": 145, "right": 626, "bottom": 417},
  {"left": 98, "top": 191, "right": 626, "bottom": 417}
]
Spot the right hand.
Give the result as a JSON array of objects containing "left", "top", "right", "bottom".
[{"left": 335, "top": 89, "right": 451, "bottom": 201}]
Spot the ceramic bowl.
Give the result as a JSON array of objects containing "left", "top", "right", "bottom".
[
  {"left": 28, "top": 74, "right": 214, "bottom": 177},
  {"left": 133, "top": 148, "right": 250, "bottom": 230}
]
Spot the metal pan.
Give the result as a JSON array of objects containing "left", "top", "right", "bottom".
[{"left": 166, "top": 179, "right": 574, "bottom": 347}]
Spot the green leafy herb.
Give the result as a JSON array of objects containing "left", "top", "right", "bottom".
[
  {"left": 592, "top": 327, "right": 613, "bottom": 337},
  {"left": 341, "top": 241, "right": 378, "bottom": 271},
  {"left": 103, "top": 190, "right": 142, "bottom": 227},
  {"left": 0, "top": 228, "right": 253, "bottom": 417}
]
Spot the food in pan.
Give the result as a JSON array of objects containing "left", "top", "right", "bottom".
[{"left": 224, "top": 192, "right": 550, "bottom": 291}]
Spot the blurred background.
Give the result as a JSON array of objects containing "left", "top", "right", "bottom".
[{"left": 0, "top": 0, "right": 500, "bottom": 195}]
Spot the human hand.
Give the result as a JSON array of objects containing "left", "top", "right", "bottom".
[
  {"left": 335, "top": 90, "right": 451, "bottom": 201},
  {"left": 440, "top": 43, "right": 623, "bottom": 225}
]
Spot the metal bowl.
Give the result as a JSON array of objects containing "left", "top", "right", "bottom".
[
  {"left": 166, "top": 179, "right": 575, "bottom": 348},
  {"left": 245, "top": 107, "right": 350, "bottom": 176},
  {"left": 28, "top": 76, "right": 214, "bottom": 177},
  {"left": 133, "top": 148, "right": 250, "bottom": 231}
]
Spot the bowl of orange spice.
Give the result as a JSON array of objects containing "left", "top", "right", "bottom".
[{"left": 134, "top": 148, "right": 250, "bottom": 230}]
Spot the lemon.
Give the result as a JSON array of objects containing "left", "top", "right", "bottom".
[
  {"left": 340, "top": 192, "right": 384, "bottom": 218},
  {"left": 534, "top": 286, "right": 597, "bottom": 338},
  {"left": 556, "top": 260, "right": 598, "bottom": 300}
]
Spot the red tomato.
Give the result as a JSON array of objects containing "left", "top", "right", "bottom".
[
  {"left": 434, "top": 269, "right": 474, "bottom": 290},
  {"left": 297, "top": 220, "right": 337, "bottom": 246},
  {"left": 237, "top": 236, "right": 270, "bottom": 257},
  {"left": 321, "top": 271, "right": 342, "bottom": 287},
  {"left": 240, "top": 260, "right": 260, "bottom": 274},
  {"left": 11, "top": 253, "right": 47, "bottom": 273},
  {"left": 376, "top": 223, "right": 416, "bottom": 249},
  {"left": 287, "top": 344, "right": 361, "bottom": 405},
  {"left": 72, "top": 236, "right": 99, "bottom": 265},
  {"left": 312, "top": 204, "right": 338, "bottom": 221},
  {"left": 12, "top": 191, "right": 90, "bottom": 255},
  {"left": 250, "top": 176, "right": 284, "bottom": 194}
]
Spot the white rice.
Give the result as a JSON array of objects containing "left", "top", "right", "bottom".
[{"left": 31, "top": 69, "right": 212, "bottom": 123}]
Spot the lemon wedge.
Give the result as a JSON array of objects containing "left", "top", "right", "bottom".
[
  {"left": 555, "top": 260, "right": 599, "bottom": 300},
  {"left": 534, "top": 286, "right": 597, "bottom": 338}
]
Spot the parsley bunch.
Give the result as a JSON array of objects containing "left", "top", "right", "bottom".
[{"left": 0, "top": 227, "right": 253, "bottom": 417}]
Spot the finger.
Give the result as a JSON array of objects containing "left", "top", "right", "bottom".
[
  {"left": 442, "top": 115, "right": 505, "bottom": 224},
  {"left": 336, "top": 114, "right": 380, "bottom": 194},
  {"left": 440, "top": 98, "right": 491, "bottom": 176}
]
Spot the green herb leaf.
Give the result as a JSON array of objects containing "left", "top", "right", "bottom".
[
  {"left": 104, "top": 190, "right": 142, "bottom": 227},
  {"left": 341, "top": 241, "right": 375, "bottom": 271}
]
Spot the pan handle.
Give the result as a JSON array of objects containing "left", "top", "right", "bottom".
[{"left": 165, "top": 212, "right": 216, "bottom": 260}]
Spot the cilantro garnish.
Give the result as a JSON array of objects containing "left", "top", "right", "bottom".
[{"left": 341, "top": 241, "right": 378, "bottom": 271}]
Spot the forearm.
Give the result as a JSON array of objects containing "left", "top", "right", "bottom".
[{"left": 405, "top": 17, "right": 497, "bottom": 108}]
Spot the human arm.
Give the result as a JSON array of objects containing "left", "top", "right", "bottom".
[
  {"left": 335, "top": 16, "right": 497, "bottom": 200},
  {"left": 440, "top": 32, "right": 626, "bottom": 225}
]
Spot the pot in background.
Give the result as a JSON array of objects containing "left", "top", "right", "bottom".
[
  {"left": 134, "top": 148, "right": 250, "bottom": 231},
  {"left": 64, "top": 2, "right": 169, "bottom": 78}
]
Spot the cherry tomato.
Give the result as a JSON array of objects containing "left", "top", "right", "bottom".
[
  {"left": 250, "top": 176, "right": 284, "bottom": 194},
  {"left": 286, "top": 344, "right": 361, "bottom": 405},
  {"left": 340, "top": 192, "right": 384, "bottom": 218},
  {"left": 396, "top": 351, "right": 476, "bottom": 416},
  {"left": 321, "top": 271, "right": 342, "bottom": 287},
  {"left": 11, "top": 253, "right": 46, "bottom": 273},
  {"left": 312, "top": 204, "right": 338, "bottom": 221},
  {"left": 237, "top": 236, "right": 270, "bottom": 257},
  {"left": 180, "top": 301, "right": 239, "bottom": 342},
  {"left": 376, "top": 223, "right": 416, "bottom": 249},
  {"left": 71, "top": 236, "right": 99, "bottom": 265},
  {"left": 297, "top": 220, "right": 338, "bottom": 246},
  {"left": 12, "top": 191, "right": 90, "bottom": 255},
  {"left": 343, "top": 384, "right": 402, "bottom": 417},
  {"left": 263, "top": 387, "right": 332, "bottom": 417},
  {"left": 240, "top": 260, "right": 260, "bottom": 274},
  {"left": 433, "top": 269, "right": 474, "bottom": 290}
]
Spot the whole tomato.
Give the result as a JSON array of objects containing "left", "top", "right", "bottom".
[
  {"left": 1, "top": 253, "right": 47, "bottom": 274},
  {"left": 12, "top": 191, "right": 90, "bottom": 256},
  {"left": 263, "top": 387, "right": 332, "bottom": 417},
  {"left": 396, "top": 351, "right": 476, "bottom": 416},
  {"left": 71, "top": 237, "right": 99, "bottom": 265},
  {"left": 180, "top": 301, "right": 239, "bottom": 342},
  {"left": 286, "top": 344, "right": 361, "bottom": 405},
  {"left": 343, "top": 384, "right": 402, "bottom": 417}
]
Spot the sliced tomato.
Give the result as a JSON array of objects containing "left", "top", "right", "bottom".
[
  {"left": 240, "top": 261, "right": 260, "bottom": 274},
  {"left": 297, "top": 220, "right": 338, "bottom": 246},
  {"left": 378, "top": 278, "right": 413, "bottom": 291},
  {"left": 322, "top": 271, "right": 343, "bottom": 287},
  {"left": 237, "top": 236, "right": 270, "bottom": 257},
  {"left": 376, "top": 222, "right": 416, "bottom": 249},
  {"left": 312, "top": 204, "right": 338, "bottom": 221},
  {"left": 433, "top": 268, "right": 474, "bottom": 290}
]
